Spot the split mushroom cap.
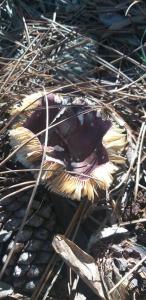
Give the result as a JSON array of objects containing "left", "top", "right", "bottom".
[{"left": 9, "top": 93, "right": 127, "bottom": 201}]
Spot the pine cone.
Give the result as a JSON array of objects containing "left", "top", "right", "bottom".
[{"left": 0, "top": 187, "right": 56, "bottom": 297}]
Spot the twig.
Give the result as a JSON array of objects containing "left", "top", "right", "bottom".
[
  {"left": 119, "top": 217, "right": 146, "bottom": 226},
  {"left": 0, "top": 180, "right": 36, "bottom": 192},
  {"left": 0, "top": 184, "right": 35, "bottom": 204},
  {"left": 134, "top": 123, "right": 146, "bottom": 200},
  {"left": 109, "top": 255, "right": 146, "bottom": 295}
]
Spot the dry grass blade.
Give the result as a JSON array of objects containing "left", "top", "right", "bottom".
[
  {"left": 0, "top": 184, "right": 35, "bottom": 204},
  {"left": 119, "top": 217, "right": 146, "bottom": 226},
  {"left": 0, "top": 180, "right": 36, "bottom": 192},
  {"left": 134, "top": 123, "right": 146, "bottom": 200}
]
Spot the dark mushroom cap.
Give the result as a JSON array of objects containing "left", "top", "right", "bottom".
[
  {"left": 9, "top": 92, "right": 126, "bottom": 200},
  {"left": 24, "top": 93, "right": 111, "bottom": 178}
]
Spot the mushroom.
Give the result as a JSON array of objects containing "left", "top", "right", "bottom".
[{"left": 9, "top": 93, "right": 127, "bottom": 201}]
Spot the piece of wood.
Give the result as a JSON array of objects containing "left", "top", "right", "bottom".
[{"left": 52, "top": 234, "right": 105, "bottom": 299}]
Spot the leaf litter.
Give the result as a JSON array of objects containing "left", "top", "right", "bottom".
[{"left": 0, "top": 1, "right": 146, "bottom": 299}]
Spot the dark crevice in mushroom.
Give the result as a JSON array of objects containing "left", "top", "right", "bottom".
[{"left": 23, "top": 94, "right": 111, "bottom": 177}]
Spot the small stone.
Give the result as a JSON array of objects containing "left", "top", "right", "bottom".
[
  {"left": 27, "top": 215, "right": 44, "bottom": 227},
  {"left": 0, "top": 229, "right": 12, "bottom": 242},
  {"left": 26, "top": 240, "right": 43, "bottom": 252},
  {"left": 17, "top": 229, "right": 33, "bottom": 242},
  {"left": 34, "top": 228, "right": 50, "bottom": 240},
  {"left": 18, "top": 252, "right": 35, "bottom": 265}
]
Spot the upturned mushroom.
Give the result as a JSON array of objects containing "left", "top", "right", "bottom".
[{"left": 9, "top": 92, "right": 127, "bottom": 201}]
